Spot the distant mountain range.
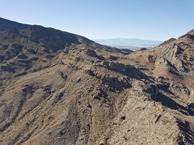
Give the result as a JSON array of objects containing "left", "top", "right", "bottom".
[{"left": 94, "top": 38, "right": 162, "bottom": 50}]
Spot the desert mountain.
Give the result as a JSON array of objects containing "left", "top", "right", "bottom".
[
  {"left": 0, "top": 18, "right": 194, "bottom": 145},
  {"left": 0, "top": 17, "right": 30, "bottom": 31}
]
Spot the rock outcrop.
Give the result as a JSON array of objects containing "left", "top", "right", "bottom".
[{"left": 0, "top": 18, "right": 194, "bottom": 145}]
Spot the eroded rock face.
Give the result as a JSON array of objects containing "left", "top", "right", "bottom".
[{"left": 0, "top": 18, "right": 194, "bottom": 145}]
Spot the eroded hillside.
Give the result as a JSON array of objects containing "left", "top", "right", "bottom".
[{"left": 0, "top": 18, "right": 194, "bottom": 145}]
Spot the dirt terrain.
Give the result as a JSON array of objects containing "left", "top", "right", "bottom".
[{"left": 0, "top": 18, "right": 194, "bottom": 145}]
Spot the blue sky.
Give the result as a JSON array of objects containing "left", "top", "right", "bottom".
[{"left": 0, "top": 0, "right": 194, "bottom": 40}]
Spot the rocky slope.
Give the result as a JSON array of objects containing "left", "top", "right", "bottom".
[{"left": 0, "top": 18, "right": 194, "bottom": 145}]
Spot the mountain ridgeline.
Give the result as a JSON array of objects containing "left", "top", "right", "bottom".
[
  {"left": 0, "top": 18, "right": 194, "bottom": 145},
  {"left": 94, "top": 38, "right": 162, "bottom": 50}
]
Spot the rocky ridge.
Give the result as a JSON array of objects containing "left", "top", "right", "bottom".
[{"left": 0, "top": 18, "right": 194, "bottom": 145}]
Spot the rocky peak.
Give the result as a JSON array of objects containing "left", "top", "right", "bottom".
[
  {"left": 0, "top": 17, "right": 30, "bottom": 31},
  {"left": 187, "top": 29, "right": 194, "bottom": 35},
  {"left": 158, "top": 38, "right": 176, "bottom": 46},
  {"left": 0, "top": 18, "right": 194, "bottom": 145},
  {"left": 179, "top": 29, "right": 194, "bottom": 40}
]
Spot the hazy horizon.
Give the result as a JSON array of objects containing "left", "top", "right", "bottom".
[{"left": 0, "top": 0, "right": 194, "bottom": 41}]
